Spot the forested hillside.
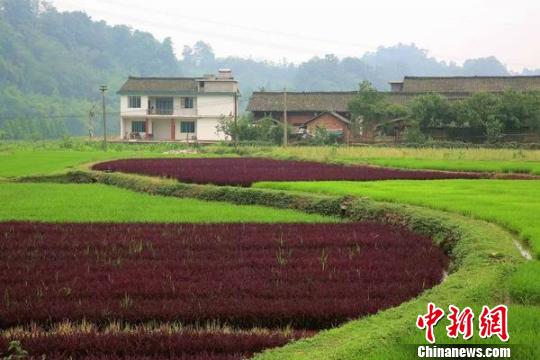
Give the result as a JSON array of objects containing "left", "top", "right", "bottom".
[
  {"left": 0, "top": 0, "right": 179, "bottom": 139},
  {"left": 1, "top": 0, "right": 538, "bottom": 139}
]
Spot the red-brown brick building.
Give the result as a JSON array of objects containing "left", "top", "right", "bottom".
[
  {"left": 246, "top": 91, "right": 355, "bottom": 136},
  {"left": 305, "top": 111, "right": 351, "bottom": 142}
]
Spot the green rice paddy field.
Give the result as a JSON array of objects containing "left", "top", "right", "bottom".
[{"left": 0, "top": 183, "right": 332, "bottom": 223}]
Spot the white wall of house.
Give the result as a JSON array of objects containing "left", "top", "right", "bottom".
[
  {"left": 175, "top": 97, "right": 197, "bottom": 116},
  {"left": 197, "top": 95, "right": 235, "bottom": 117},
  {"left": 197, "top": 118, "right": 226, "bottom": 141},
  {"left": 203, "top": 81, "right": 237, "bottom": 93}
]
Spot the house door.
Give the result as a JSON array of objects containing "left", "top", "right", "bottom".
[{"left": 152, "top": 120, "right": 170, "bottom": 140}]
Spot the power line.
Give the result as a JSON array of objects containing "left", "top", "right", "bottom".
[{"left": 55, "top": 0, "right": 538, "bottom": 70}]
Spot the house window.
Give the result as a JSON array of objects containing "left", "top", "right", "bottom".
[
  {"left": 180, "top": 121, "right": 195, "bottom": 133},
  {"left": 128, "top": 96, "right": 141, "bottom": 108},
  {"left": 131, "top": 121, "right": 146, "bottom": 133},
  {"left": 183, "top": 97, "right": 194, "bottom": 109}
]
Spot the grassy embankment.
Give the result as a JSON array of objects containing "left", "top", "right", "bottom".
[{"left": 0, "top": 183, "right": 333, "bottom": 223}]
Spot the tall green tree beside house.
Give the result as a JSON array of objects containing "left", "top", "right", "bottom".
[
  {"left": 348, "top": 81, "right": 407, "bottom": 139},
  {"left": 348, "top": 81, "right": 387, "bottom": 138},
  {"left": 409, "top": 93, "right": 455, "bottom": 131},
  {"left": 454, "top": 93, "right": 504, "bottom": 143},
  {"left": 499, "top": 90, "right": 540, "bottom": 131}
]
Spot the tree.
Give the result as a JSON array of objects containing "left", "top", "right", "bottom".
[
  {"left": 409, "top": 93, "right": 454, "bottom": 131},
  {"left": 348, "top": 81, "right": 390, "bottom": 138},
  {"left": 182, "top": 41, "right": 215, "bottom": 70},
  {"left": 499, "top": 90, "right": 540, "bottom": 131},
  {"left": 216, "top": 115, "right": 288, "bottom": 144},
  {"left": 310, "top": 126, "right": 340, "bottom": 145},
  {"left": 461, "top": 57, "right": 509, "bottom": 76},
  {"left": 454, "top": 92, "right": 503, "bottom": 143},
  {"left": 0, "top": 0, "right": 181, "bottom": 138},
  {"left": 2, "top": 0, "right": 38, "bottom": 28}
]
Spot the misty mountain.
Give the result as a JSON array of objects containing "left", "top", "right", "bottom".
[{"left": 0, "top": 0, "right": 531, "bottom": 139}]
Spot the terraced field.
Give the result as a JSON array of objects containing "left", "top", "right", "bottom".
[{"left": 1, "top": 143, "right": 538, "bottom": 359}]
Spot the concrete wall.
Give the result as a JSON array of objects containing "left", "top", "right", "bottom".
[
  {"left": 196, "top": 118, "right": 226, "bottom": 141},
  {"left": 203, "top": 81, "right": 237, "bottom": 93},
  {"left": 197, "top": 95, "right": 235, "bottom": 117},
  {"left": 174, "top": 97, "right": 197, "bottom": 116}
]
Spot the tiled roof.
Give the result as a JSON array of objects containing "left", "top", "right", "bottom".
[
  {"left": 247, "top": 91, "right": 357, "bottom": 112},
  {"left": 118, "top": 77, "right": 198, "bottom": 94},
  {"left": 400, "top": 76, "right": 540, "bottom": 92},
  {"left": 247, "top": 91, "right": 469, "bottom": 112},
  {"left": 305, "top": 111, "right": 351, "bottom": 124}
]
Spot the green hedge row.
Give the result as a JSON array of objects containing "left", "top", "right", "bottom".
[{"left": 92, "top": 171, "right": 345, "bottom": 217}]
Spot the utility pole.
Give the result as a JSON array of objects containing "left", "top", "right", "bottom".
[
  {"left": 233, "top": 90, "right": 238, "bottom": 148},
  {"left": 283, "top": 88, "right": 288, "bottom": 147},
  {"left": 99, "top": 85, "right": 108, "bottom": 150}
]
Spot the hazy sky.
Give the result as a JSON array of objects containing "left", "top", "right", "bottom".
[{"left": 51, "top": 0, "right": 540, "bottom": 71}]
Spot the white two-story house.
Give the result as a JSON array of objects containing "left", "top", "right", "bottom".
[{"left": 118, "top": 69, "right": 238, "bottom": 142}]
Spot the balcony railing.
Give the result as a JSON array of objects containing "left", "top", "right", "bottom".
[{"left": 147, "top": 108, "right": 174, "bottom": 115}]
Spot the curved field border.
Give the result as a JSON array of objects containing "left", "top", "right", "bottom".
[{"left": 18, "top": 170, "right": 526, "bottom": 359}]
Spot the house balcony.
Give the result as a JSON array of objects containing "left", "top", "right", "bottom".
[
  {"left": 142, "top": 108, "right": 198, "bottom": 117},
  {"left": 147, "top": 108, "right": 174, "bottom": 115}
]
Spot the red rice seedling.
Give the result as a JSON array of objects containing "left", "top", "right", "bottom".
[
  {"left": 0, "top": 222, "right": 448, "bottom": 330},
  {"left": 92, "top": 158, "right": 484, "bottom": 186}
]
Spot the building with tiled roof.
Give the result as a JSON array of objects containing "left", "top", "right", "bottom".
[
  {"left": 117, "top": 70, "right": 238, "bottom": 142},
  {"left": 247, "top": 76, "right": 540, "bottom": 137},
  {"left": 390, "top": 75, "right": 540, "bottom": 93}
]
